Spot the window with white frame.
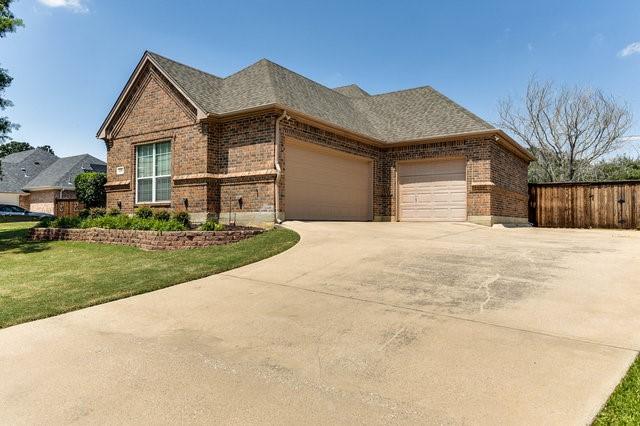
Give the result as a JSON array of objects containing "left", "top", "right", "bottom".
[{"left": 136, "top": 141, "right": 171, "bottom": 203}]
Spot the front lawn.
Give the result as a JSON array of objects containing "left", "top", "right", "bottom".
[
  {"left": 594, "top": 355, "right": 640, "bottom": 425},
  {"left": 0, "top": 221, "right": 299, "bottom": 329}
]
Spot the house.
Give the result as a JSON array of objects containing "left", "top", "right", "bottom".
[
  {"left": 0, "top": 150, "right": 106, "bottom": 214},
  {"left": 97, "top": 51, "right": 533, "bottom": 226},
  {"left": 0, "top": 149, "right": 58, "bottom": 207}
]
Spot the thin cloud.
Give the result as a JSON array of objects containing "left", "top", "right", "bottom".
[
  {"left": 618, "top": 41, "right": 640, "bottom": 57},
  {"left": 37, "top": 0, "right": 89, "bottom": 13}
]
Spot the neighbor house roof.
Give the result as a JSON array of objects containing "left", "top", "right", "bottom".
[
  {"left": 98, "top": 51, "right": 533, "bottom": 160},
  {"left": 0, "top": 149, "right": 59, "bottom": 193},
  {"left": 22, "top": 154, "right": 106, "bottom": 191}
]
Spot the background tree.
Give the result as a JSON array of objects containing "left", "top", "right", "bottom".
[
  {"left": 0, "top": 140, "right": 31, "bottom": 158},
  {"left": 498, "top": 78, "right": 633, "bottom": 182},
  {"left": 74, "top": 172, "right": 107, "bottom": 208},
  {"left": 1, "top": 0, "right": 23, "bottom": 142},
  {"left": 590, "top": 155, "right": 640, "bottom": 181}
]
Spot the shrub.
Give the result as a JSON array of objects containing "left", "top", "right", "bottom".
[
  {"left": 37, "top": 217, "right": 53, "bottom": 228},
  {"left": 50, "top": 216, "right": 83, "bottom": 229},
  {"left": 107, "top": 208, "right": 121, "bottom": 216},
  {"left": 74, "top": 172, "right": 107, "bottom": 208},
  {"left": 89, "top": 207, "right": 106, "bottom": 218},
  {"left": 82, "top": 214, "right": 131, "bottom": 230},
  {"left": 78, "top": 208, "right": 91, "bottom": 219},
  {"left": 81, "top": 215, "right": 187, "bottom": 231},
  {"left": 135, "top": 206, "right": 153, "bottom": 219},
  {"left": 200, "top": 219, "right": 224, "bottom": 231},
  {"left": 173, "top": 211, "right": 190, "bottom": 227},
  {"left": 153, "top": 210, "right": 171, "bottom": 221}
]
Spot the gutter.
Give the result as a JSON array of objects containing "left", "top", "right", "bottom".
[
  {"left": 274, "top": 110, "right": 290, "bottom": 223},
  {"left": 21, "top": 186, "right": 67, "bottom": 192}
]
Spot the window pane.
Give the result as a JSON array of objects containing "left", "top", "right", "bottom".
[
  {"left": 137, "top": 145, "right": 153, "bottom": 178},
  {"left": 137, "top": 178, "right": 153, "bottom": 202},
  {"left": 155, "top": 177, "right": 171, "bottom": 201},
  {"left": 155, "top": 142, "right": 171, "bottom": 176}
]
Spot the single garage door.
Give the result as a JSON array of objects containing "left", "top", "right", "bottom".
[
  {"left": 398, "top": 159, "right": 467, "bottom": 221},
  {"left": 285, "top": 139, "right": 372, "bottom": 221}
]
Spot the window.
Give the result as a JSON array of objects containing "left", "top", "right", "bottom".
[{"left": 136, "top": 141, "right": 171, "bottom": 203}]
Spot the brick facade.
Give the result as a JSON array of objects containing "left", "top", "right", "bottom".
[{"left": 102, "top": 65, "right": 529, "bottom": 227}]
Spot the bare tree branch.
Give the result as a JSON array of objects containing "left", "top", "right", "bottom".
[{"left": 498, "top": 77, "right": 634, "bottom": 182}]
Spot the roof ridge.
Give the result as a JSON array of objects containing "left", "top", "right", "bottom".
[
  {"left": 368, "top": 85, "right": 433, "bottom": 97},
  {"left": 259, "top": 60, "right": 280, "bottom": 104},
  {"left": 426, "top": 87, "right": 494, "bottom": 129},
  {"left": 258, "top": 59, "right": 348, "bottom": 97},
  {"left": 146, "top": 51, "right": 221, "bottom": 79}
]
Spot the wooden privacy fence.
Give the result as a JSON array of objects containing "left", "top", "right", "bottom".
[
  {"left": 528, "top": 181, "right": 640, "bottom": 229},
  {"left": 54, "top": 198, "right": 84, "bottom": 217}
]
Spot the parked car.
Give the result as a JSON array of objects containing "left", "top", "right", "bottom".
[{"left": 0, "top": 204, "right": 55, "bottom": 222}]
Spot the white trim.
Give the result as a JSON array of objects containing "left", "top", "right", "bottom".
[{"left": 135, "top": 140, "right": 172, "bottom": 204}]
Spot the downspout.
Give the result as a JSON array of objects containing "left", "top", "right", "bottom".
[{"left": 274, "top": 110, "right": 290, "bottom": 224}]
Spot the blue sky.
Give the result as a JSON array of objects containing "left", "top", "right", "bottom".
[{"left": 3, "top": 0, "right": 640, "bottom": 160}]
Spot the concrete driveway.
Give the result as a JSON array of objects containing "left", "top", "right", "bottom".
[{"left": 1, "top": 222, "right": 639, "bottom": 424}]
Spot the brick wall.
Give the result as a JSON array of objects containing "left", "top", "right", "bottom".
[
  {"left": 489, "top": 142, "right": 529, "bottom": 218},
  {"left": 19, "top": 194, "right": 30, "bottom": 209}
]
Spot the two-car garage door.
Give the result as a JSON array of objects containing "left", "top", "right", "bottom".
[
  {"left": 285, "top": 139, "right": 372, "bottom": 221},
  {"left": 398, "top": 159, "right": 467, "bottom": 221}
]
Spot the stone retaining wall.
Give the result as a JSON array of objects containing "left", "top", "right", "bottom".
[{"left": 29, "top": 227, "right": 264, "bottom": 250}]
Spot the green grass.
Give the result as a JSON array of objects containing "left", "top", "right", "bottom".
[
  {"left": 594, "top": 355, "right": 640, "bottom": 425},
  {"left": 0, "top": 221, "right": 299, "bottom": 329}
]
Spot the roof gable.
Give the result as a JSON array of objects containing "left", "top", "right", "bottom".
[{"left": 97, "top": 52, "right": 208, "bottom": 139}]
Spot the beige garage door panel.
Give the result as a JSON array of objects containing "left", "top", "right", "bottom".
[
  {"left": 399, "top": 159, "right": 467, "bottom": 222},
  {"left": 0, "top": 193, "right": 20, "bottom": 206},
  {"left": 286, "top": 141, "right": 371, "bottom": 221}
]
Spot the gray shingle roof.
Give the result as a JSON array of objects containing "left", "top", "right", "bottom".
[
  {"left": 333, "top": 84, "right": 370, "bottom": 97},
  {"left": 0, "top": 149, "right": 59, "bottom": 193},
  {"left": 22, "top": 154, "right": 106, "bottom": 191},
  {"left": 147, "top": 52, "right": 494, "bottom": 143}
]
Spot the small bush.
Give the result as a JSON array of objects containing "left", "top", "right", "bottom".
[
  {"left": 200, "top": 219, "right": 224, "bottom": 231},
  {"left": 81, "top": 215, "right": 187, "bottom": 231},
  {"left": 78, "top": 208, "right": 91, "bottom": 219},
  {"left": 107, "top": 208, "right": 121, "bottom": 216},
  {"left": 153, "top": 210, "right": 171, "bottom": 221},
  {"left": 135, "top": 206, "right": 153, "bottom": 219},
  {"left": 89, "top": 207, "right": 106, "bottom": 218},
  {"left": 37, "top": 217, "right": 53, "bottom": 228},
  {"left": 173, "top": 211, "right": 190, "bottom": 227},
  {"left": 82, "top": 215, "right": 131, "bottom": 230},
  {"left": 50, "top": 216, "right": 83, "bottom": 229}
]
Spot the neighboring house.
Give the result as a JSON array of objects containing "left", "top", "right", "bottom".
[
  {"left": 0, "top": 149, "right": 58, "bottom": 207},
  {"left": 0, "top": 150, "right": 106, "bottom": 214},
  {"left": 97, "top": 51, "right": 534, "bottom": 226}
]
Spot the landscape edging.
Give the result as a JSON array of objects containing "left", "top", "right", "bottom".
[{"left": 29, "top": 227, "right": 264, "bottom": 250}]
